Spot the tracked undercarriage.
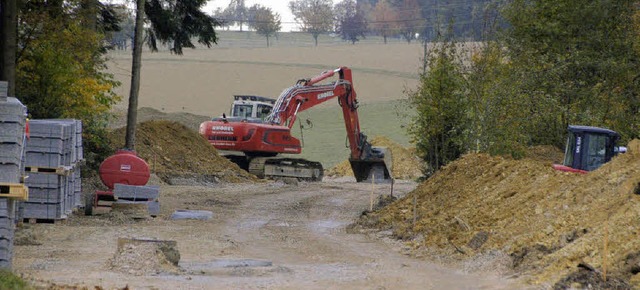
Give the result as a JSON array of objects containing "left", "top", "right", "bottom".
[{"left": 224, "top": 154, "right": 324, "bottom": 182}]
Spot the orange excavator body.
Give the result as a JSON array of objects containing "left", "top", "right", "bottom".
[{"left": 199, "top": 67, "right": 392, "bottom": 182}]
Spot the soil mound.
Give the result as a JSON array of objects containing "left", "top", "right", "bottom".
[
  {"left": 326, "top": 136, "right": 423, "bottom": 180},
  {"left": 108, "top": 240, "right": 181, "bottom": 276},
  {"left": 359, "top": 139, "right": 640, "bottom": 287},
  {"left": 108, "top": 120, "right": 256, "bottom": 183},
  {"left": 525, "top": 145, "right": 564, "bottom": 164}
]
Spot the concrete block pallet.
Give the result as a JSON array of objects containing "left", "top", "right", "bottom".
[
  {"left": 0, "top": 83, "right": 25, "bottom": 269},
  {"left": 114, "top": 184, "right": 160, "bottom": 216},
  {"left": 20, "top": 118, "right": 83, "bottom": 222},
  {"left": 0, "top": 95, "right": 27, "bottom": 186},
  {"left": 18, "top": 202, "right": 67, "bottom": 220}
]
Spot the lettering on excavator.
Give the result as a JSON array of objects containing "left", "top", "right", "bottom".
[{"left": 317, "top": 91, "right": 333, "bottom": 100}]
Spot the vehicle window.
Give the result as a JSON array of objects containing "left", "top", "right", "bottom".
[
  {"left": 563, "top": 135, "right": 575, "bottom": 167},
  {"left": 233, "top": 105, "right": 252, "bottom": 119},
  {"left": 585, "top": 134, "right": 607, "bottom": 171},
  {"left": 257, "top": 104, "right": 272, "bottom": 120}
]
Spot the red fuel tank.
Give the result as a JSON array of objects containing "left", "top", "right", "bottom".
[{"left": 99, "top": 150, "right": 150, "bottom": 189}]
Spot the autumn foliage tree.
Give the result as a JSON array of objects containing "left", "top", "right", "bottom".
[
  {"left": 334, "top": 0, "right": 367, "bottom": 44},
  {"left": 248, "top": 4, "right": 281, "bottom": 47},
  {"left": 16, "top": 3, "right": 121, "bottom": 162},
  {"left": 289, "top": 0, "right": 334, "bottom": 46},
  {"left": 397, "top": 0, "right": 423, "bottom": 43},
  {"left": 371, "top": 0, "right": 398, "bottom": 44}
]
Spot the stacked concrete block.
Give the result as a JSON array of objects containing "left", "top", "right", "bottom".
[
  {"left": 114, "top": 183, "right": 160, "bottom": 217},
  {"left": 50, "top": 119, "right": 83, "bottom": 163},
  {"left": 0, "top": 81, "right": 26, "bottom": 269},
  {"left": 21, "top": 172, "right": 69, "bottom": 220},
  {"left": 21, "top": 119, "right": 83, "bottom": 221},
  {"left": 73, "top": 170, "right": 82, "bottom": 207},
  {"left": 0, "top": 94, "right": 27, "bottom": 184},
  {"left": 26, "top": 120, "right": 73, "bottom": 167},
  {"left": 0, "top": 199, "right": 16, "bottom": 269}
]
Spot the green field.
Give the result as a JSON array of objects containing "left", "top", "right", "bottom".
[
  {"left": 290, "top": 99, "right": 413, "bottom": 169},
  {"left": 109, "top": 30, "right": 422, "bottom": 169}
]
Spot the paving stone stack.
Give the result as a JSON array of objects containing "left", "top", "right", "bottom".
[
  {"left": 0, "top": 81, "right": 27, "bottom": 269},
  {"left": 114, "top": 183, "right": 160, "bottom": 217},
  {"left": 21, "top": 119, "right": 83, "bottom": 221}
]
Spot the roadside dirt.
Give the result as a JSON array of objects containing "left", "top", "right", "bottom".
[{"left": 13, "top": 179, "right": 522, "bottom": 289}]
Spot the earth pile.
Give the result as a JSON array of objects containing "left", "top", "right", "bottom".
[
  {"left": 109, "top": 120, "right": 256, "bottom": 183},
  {"left": 108, "top": 240, "right": 181, "bottom": 276},
  {"left": 359, "top": 140, "right": 640, "bottom": 287},
  {"left": 326, "top": 136, "right": 423, "bottom": 180}
]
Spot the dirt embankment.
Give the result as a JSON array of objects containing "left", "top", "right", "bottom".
[
  {"left": 108, "top": 120, "right": 256, "bottom": 184},
  {"left": 327, "top": 136, "right": 423, "bottom": 180},
  {"left": 357, "top": 140, "right": 640, "bottom": 288}
]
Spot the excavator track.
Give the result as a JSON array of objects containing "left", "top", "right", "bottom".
[{"left": 249, "top": 157, "right": 324, "bottom": 182}]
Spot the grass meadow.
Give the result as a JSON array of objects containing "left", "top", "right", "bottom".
[{"left": 107, "top": 31, "right": 422, "bottom": 168}]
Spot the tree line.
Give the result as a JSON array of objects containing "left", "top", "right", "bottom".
[{"left": 213, "top": 0, "right": 493, "bottom": 46}]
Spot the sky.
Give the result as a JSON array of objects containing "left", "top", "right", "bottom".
[{"left": 206, "top": 0, "right": 336, "bottom": 32}]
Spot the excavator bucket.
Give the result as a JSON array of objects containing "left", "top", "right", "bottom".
[{"left": 350, "top": 147, "right": 393, "bottom": 183}]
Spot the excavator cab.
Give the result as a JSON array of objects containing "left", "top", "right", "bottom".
[
  {"left": 553, "top": 125, "right": 624, "bottom": 173},
  {"left": 229, "top": 95, "right": 276, "bottom": 121}
]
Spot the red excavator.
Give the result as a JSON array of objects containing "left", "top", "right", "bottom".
[{"left": 199, "top": 67, "right": 392, "bottom": 182}]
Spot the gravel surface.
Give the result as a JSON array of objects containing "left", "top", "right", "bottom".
[{"left": 13, "top": 179, "right": 523, "bottom": 289}]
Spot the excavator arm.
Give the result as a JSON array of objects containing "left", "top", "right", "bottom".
[{"left": 265, "top": 67, "right": 393, "bottom": 182}]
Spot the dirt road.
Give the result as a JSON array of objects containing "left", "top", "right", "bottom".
[{"left": 13, "top": 178, "right": 521, "bottom": 289}]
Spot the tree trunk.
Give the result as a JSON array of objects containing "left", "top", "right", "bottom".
[
  {"left": 266, "top": 35, "right": 269, "bottom": 47},
  {"left": 313, "top": 34, "right": 318, "bottom": 46},
  {"left": 125, "top": 0, "right": 146, "bottom": 150},
  {"left": 0, "top": 0, "right": 17, "bottom": 97},
  {"left": 383, "top": 35, "right": 387, "bottom": 44}
]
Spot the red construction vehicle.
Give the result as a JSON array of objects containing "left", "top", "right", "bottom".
[
  {"left": 553, "top": 125, "right": 627, "bottom": 174},
  {"left": 199, "top": 67, "right": 392, "bottom": 182}
]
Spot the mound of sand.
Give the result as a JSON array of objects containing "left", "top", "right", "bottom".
[
  {"left": 359, "top": 139, "right": 640, "bottom": 287},
  {"left": 525, "top": 145, "right": 565, "bottom": 164},
  {"left": 108, "top": 120, "right": 256, "bottom": 183},
  {"left": 108, "top": 239, "right": 181, "bottom": 276},
  {"left": 326, "top": 136, "right": 423, "bottom": 180}
]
